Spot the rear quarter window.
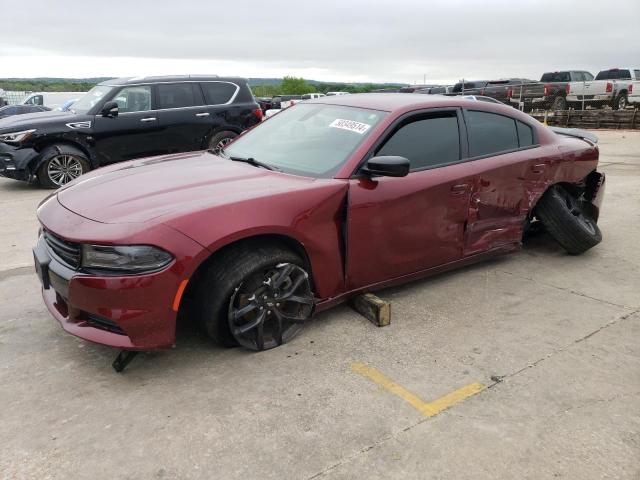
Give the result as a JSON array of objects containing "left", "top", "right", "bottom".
[
  {"left": 466, "top": 110, "right": 519, "bottom": 157},
  {"left": 200, "top": 82, "right": 238, "bottom": 105},
  {"left": 516, "top": 121, "right": 534, "bottom": 147}
]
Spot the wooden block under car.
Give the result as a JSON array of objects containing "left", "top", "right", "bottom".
[{"left": 350, "top": 293, "right": 391, "bottom": 327}]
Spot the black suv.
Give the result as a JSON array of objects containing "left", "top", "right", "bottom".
[{"left": 0, "top": 75, "right": 262, "bottom": 187}]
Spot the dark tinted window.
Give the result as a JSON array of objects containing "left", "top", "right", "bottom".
[
  {"left": 201, "top": 82, "right": 237, "bottom": 105},
  {"left": 516, "top": 121, "right": 534, "bottom": 147},
  {"left": 377, "top": 114, "right": 460, "bottom": 170},
  {"left": 595, "top": 69, "right": 632, "bottom": 80},
  {"left": 453, "top": 81, "right": 487, "bottom": 93},
  {"left": 467, "top": 110, "right": 518, "bottom": 157},
  {"left": 157, "top": 83, "right": 201, "bottom": 109},
  {"left": 540, "top": 72, "right": 571, "bottom": 82}
]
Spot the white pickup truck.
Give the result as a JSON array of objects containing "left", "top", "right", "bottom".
[{"left": 567, "top": 68, "right": 640, "bottom": 110}]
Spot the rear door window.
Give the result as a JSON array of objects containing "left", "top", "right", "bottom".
[
  {"left": 466, "top": 110, "right": 519, "bottom": 157},
  {"left": 157, "top": 83, "right": 202, "bottom": 109},
  {"left": 200, "top": 82, "right": 238, "bottom": 105},
  {"left": 376, "top": 113, "right": 460, "bottom": 170}
]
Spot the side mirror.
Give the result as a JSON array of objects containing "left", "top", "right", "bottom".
[
  {"left": 101, "top": 101, "right": 119, "bottom": 118},
  {"left": 362, "top": 156, "right": 410, "bottom": 177}
]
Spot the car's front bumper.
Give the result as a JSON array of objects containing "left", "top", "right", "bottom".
[
  {"left": 0, "top": 142, "right": 38, "bottom": 181},
  {"left": 35, "top": 196, "right": 208, "bottom": 350}
]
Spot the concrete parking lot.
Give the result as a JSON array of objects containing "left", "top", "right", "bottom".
[{"left": 1, "top": 131, "right": 638, "bottom": 480}]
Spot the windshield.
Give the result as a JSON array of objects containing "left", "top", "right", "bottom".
[
  {"left": 223, "top": 104, "right": 387, "bottom": 178},
  {"left": 70, "top": 85, "right": 114, "bottom": 114}
]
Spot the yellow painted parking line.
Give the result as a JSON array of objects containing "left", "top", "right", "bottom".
[{"left": 351, "top": 362, "right": 485, "bottom": 417}]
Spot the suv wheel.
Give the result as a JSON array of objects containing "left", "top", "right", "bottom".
[
  {"left": 208, "top": 131, "right": 238, "bottom": 155},
  {"left": 37, "top": 145, "right": 90, "bottom": 189}
]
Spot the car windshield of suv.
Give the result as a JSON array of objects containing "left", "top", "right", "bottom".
[
  {"left": 223, "top": 104, "right": 387, "bottom": 178},
  {"left": 69, "top": 86, "right": 114, "bottom": 114},
  {"left": 540, "top": 72, "right": 570, "bottom": 82}
]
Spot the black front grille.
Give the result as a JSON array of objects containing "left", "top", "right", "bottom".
[
  {"left": 86, "top": 314, "right": 125, "bottom": 335},
  {"left": 44, "top": 231, "right": 81, "bottom": 269}
]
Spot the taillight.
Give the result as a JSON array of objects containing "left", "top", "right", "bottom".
[
  {"left": 606, "top": 82, "right": 613, "bottom": 93},
  {"left": 629, "top": 84, "right": 633, "bottom": 94},
  {"left": 480, "top": 88, "right": 485, "bottom": 95},
  {"left": 506, "top": 88, "right": 513, "bottom": 98},
  {"left": 543, "top": 84, "right": 551, "bottom": 96},
  {"left": 253, "top": 108, "right": 263, "bottom": 121},
  {"left": 565, "top": 84, "right": 570, "bottom": 95}
]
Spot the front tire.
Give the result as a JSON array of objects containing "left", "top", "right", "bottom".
[
  {"left": 37, "top": 145, "right": 90, "bottom": 189},
  {"left": 193, "top": 243, "right": 314, "bottom": 351},
  {"left": 535, "top": 185, "right": 602, "bottom": 255}
]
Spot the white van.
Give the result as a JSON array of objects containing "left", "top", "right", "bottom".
[{"left": 20, "top": 92, "right": 86, "bottom": 110}]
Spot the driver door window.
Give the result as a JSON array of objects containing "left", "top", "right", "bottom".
[{"left": 113, "top": 86, "right": 152, "bottom": 113}]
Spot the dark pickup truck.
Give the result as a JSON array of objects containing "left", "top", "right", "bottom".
[
  {"left": 448, "top": 79, "right": 534, "bottom": 105},
  {"left": 508, "top": 71, "right": 594, "bottom": 111}
]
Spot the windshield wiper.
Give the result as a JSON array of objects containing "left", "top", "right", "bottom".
[{"left": 228, "top": 155, "right": 279, "bottom": 171}]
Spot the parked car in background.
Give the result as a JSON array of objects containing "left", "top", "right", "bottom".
[
  {"left": 509, "top": 71, "right": 594, "bottom": 111},
  {"left": 0, "top": 75, "right": 262, "bottom": 187},
  {"left": 34, "top": 94, "right": 604, "bottom": 361},
  {"left": 472, "top": 79, "right": 536, "bottom": 105},
  {"left": 414, "top": 85, "right": 453, "bottom": 94},
  {"left": 0, "top": 89, "right": 7, "bottom": 107},
  {"left": 567, "top": 68, "right": 640, "bottom": 110},
  {"left": 399, "top": 85, "right": 441, "bottom": 93},
  {"left": 256, "top": 96, "right": 273, "bottom": 113},
  {"left": 0, "top": 104, "right": 51, "bottom": 119},
  {"left": 325, "top": 91, "right": 350, "bottom": 96},
  {"left": 301, "top": 93, "right": 325, "bottom": 100},
  {"left": 57, "top": 99, "right": 78, "bottom": 112},
  {"left": 271, "top": 95, "right": 302, "bottom": 109},
  {"left": 19, "top": 92, "right": 87, "bottom": 110},
  {"left": 451, "top": 80, "right": 488, "bottom": 95}
]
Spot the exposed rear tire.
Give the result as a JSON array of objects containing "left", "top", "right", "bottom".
[
  {"left": 613, "top": 93, "right": 628, "bottom": 110},
  {"left": 550, "top": 96, "right": 567, "bottom": 111},
  {"left": 192, "top": 242, "right": 314, "bottom": 350},
  {"left": 208, "top": 130, "right": 238, "bottom": 155},
  {"left": 535, "top": 185, "right": 602, "bottom": 255},
  {"left": 37, "top": 144, "right": 90, "bottom": 189}
]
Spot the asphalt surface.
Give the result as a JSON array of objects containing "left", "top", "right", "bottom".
[{"left": 1, "top": 131, "right": 638, "bottom": 479}]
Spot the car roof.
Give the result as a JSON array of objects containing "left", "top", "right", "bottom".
[
  {"left": 99, "top": 75, "right": 247, "bottom": 86},
  {"left": 305, "top": 92, "right": 499, "bottom": 112}
]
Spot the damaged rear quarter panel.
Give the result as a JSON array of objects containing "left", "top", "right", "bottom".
[{"left": 464, "top": 136, "right": 599, "bottom": 256}]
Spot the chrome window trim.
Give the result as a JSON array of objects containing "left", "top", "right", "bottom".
[{"left": 106, "top": 81, "right": 241, "bottom": 114}]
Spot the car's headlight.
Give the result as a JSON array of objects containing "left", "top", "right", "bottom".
[
  {"left": 0, "top": 129, "right": 36, "bottom": 144},
  {"left": 81, "top": 245, "right": 173, "bottom": 273}
]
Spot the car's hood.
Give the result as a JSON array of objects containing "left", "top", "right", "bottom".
[
  {"left": 0, "top": 110, "right": 80, "bottom": 132},
  {"left": 57, "top": 151, "right": 321, "bottom": 224}
]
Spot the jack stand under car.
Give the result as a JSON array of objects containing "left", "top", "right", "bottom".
[{"left": 112, "top": 350, "right": 139, "bottom": 372}]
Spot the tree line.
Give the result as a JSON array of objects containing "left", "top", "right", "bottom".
[{"left": 0, "top": 76, "right": 403, "bottom": 97}]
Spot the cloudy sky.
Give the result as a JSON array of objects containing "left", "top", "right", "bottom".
[{"left": 1, "top": 0, "right": 638, "bottom": 84}]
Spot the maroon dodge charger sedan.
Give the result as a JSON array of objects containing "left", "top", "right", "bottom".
[{"left": 34, "top": 94, "right": 605, "bottom": 361}]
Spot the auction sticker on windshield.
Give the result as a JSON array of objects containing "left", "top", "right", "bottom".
[{"left": 329, "top": 118, "right": 372, "bottom": 134}]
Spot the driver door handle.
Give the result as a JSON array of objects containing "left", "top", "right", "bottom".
[
  {"left": 195, "top": 112, "right": 210, "bottom": 117},
  {"left": 450, "top": 184, "right": 469, "bottom": 196},
  {"left": 140, "top": 117, "right": 156, "bottom": 122}
]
